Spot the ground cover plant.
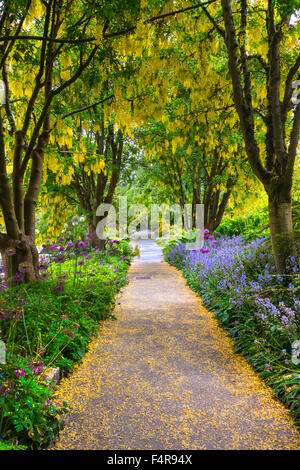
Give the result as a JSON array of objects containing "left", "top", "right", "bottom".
[
  {"left": 164, "top": 231, "right": 300, "bottom": 428},
  {"left": 0, "top": 237, "right": 133, "bottom": 449}
]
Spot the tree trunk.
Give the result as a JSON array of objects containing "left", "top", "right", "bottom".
[
  {"left": 88, "top": 220, "right": 105, "bottom": 250},
  {"left": 219, "top": 0, "right": 299, "bottom": 273},
  {"left": 268, "top": 195, "right": 296, "bottom": 273}
]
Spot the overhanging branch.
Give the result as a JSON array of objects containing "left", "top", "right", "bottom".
[
  {"left": 0, "top": 1, "right": 218, "bottom": 44},
  {"left": 62, "top": 94, "right": 114, "bottom": 120}
]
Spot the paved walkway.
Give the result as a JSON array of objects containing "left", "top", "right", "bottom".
[{"left": 51, "top": 242, "right": 300, "bottom": 449}]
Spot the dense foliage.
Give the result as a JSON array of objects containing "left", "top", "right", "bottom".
[
  {"left": 0, "top": 237, "right": 133, "bottom": 449},
  {"left": 0, "top": 0, "right": 299, "bottom": 451}
]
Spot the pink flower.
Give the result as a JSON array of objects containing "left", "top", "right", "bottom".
[{"left": 63, "top": 328, "right": 75, "bottom": 339}]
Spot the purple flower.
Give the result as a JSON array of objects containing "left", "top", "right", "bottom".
[
  {"left": 29, "top": 362, "right": 44, "bottom": 376},
  {"left": 54, "top": 253, "right": 66, "bottom": 264},
  {"left": 38, "top": 271, "right": 50, "bottom": 281},
  {"left": 5, "top": 247, "right": 16, "bottom": 257},
  {"left": 18, "top": 262, "right": 31, "bottom": 273},
  {"left": 78, "top": 241, "right": 86, "bottom": 249},
  {"left": 12, "top": 272, "right": 24, "bottom": 283},
  {"left": 67, "top": 241, "right": 75, "bottom": 249},
  {"left": 14, "top": 368, "right": 26, "bottom": 379},
  {"left": 53, "top": 281, "right": 65, "bottom": 292},
  {"left": 36, "top": 261, "right": 49, "bottom": 271},
  {"left": 203, "top": 229, "right": 210, "bottom": 239},
  {"left": 79, "top": 251, "right": 88, "bottom": 257},
  {"left": 17, "top": 298, "right": 27, "bottom": 307}
]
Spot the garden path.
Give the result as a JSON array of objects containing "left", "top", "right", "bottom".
[{"left": 51, "top": 241, "right": 300, "bottom": 450}]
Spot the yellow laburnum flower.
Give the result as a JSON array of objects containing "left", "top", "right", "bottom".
[{"left": 94, "top": 24, "right": 103, "bottom": 45}]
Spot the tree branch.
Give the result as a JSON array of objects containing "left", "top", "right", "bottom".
[
  {"left": 281, "top": 55, "right": 300, "bottom": 124},
  {"left": 62, "top": 94, "right": 114, "bottom": 120},
  {"left": 0, "top": 1, "right": 218, "bottom": 43}
]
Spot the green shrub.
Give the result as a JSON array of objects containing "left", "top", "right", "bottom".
[{"left": 0, "top": 238, "right": 133, "bottom": 448}]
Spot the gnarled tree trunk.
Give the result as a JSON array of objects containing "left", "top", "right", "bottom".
[
  {"left": 0, "top": 233, "right": 39, "bottom": 282},
  {"left": 268, "top": 193, "right": 296, "bottom": 274},
  {"left": 71, "top": 124, "right": 123, "bottom": 250}
]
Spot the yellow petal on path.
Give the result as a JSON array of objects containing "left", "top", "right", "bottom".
[{"left": 51, "top": 250, "right": 300, "bottom": 450}]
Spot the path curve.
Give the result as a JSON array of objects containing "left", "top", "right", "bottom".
[{"left": 51, "top": 242, "right": 300, "bottom": 450}]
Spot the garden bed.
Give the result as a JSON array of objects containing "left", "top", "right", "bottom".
[{"left": 0, "top": 238, "right": 133, "bottom": 450}]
